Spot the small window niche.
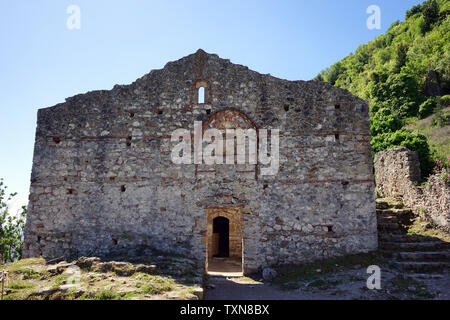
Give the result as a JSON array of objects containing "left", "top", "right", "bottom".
[
  {"left": 194, "top": 80, "right": 209, "bottom": 104},
  {"left": 198, "top": 87, "right": 205, "bottom": 104}
]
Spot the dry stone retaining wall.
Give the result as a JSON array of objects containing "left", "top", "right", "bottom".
[{"left": 374, "top": 147, "right": 450, "bottom": 232}]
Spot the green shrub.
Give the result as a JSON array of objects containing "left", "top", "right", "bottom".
[
  {"left": 371, "top": 129, "right": 432, "bottom": 176},
  {"left": 406, "top": 4, "right": 423, "bottom": 19},
  {"left": 418, "top": 98, "right": 437, "bottom": 118},
  {"left": 393, "top": 42, "right": 409, "bottom": 73},
  {"left": 1, "top": 179, "right": 27, "bottom": 263},
  {"left": 21, "top": 268, "right": 39, "bottom": 280},
  {"left": 370, "top": 73, "right": 423, "bottom": 118},
  {"left": 431, "top": 107, "right": 450, "bottom": 127},
  {"left": 440, "top": 95, "right": 450, "bottom": 107},
  {"left": 94, "top": 290, "right": 119, "bottom": 300},
  {"left": 370, "top": 108, "right": 403, "bottom": 136},
  {"left": 422, "top": 0, "right": 440, "bottom": 34}
]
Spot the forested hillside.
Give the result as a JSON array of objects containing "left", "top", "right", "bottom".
[{"left": 316, "top": 0, "right": 449, "bottom": 178}]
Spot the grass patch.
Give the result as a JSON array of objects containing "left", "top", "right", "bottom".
[
  {"left": 21, "top": 268, "right": 40, "bottom": 280},
  {"left": 94, "top": 289, "right": 120, "bottom": 300},
  {"left": 49, "top": 274, "right": 69, "bottom": 289},
  {"left": 134, "top": 273, "right": 151, "bottom": 281},
  {"left": 4, "top": 258, "right": 45, "bottom": 273},
  {"left": 406, "top": 108, "right": 450, "bottom": 160},
  {"left": 407, "top": 218, "right": 450, "bottom": 242},
  {"left": 140, "top": 275, "right": 176, "bottom": 295},
  {"left": 391, "top": 275, "right": 434, "bottom": 299},
  {"left": 118, "top": 291, "right": 139, "bottom": 300},
  {"left": 8, "top": 281, "right": 35, "bottom": 290},
  {"left": 141, "top": 284, "right": 172, "bottom": 295}
]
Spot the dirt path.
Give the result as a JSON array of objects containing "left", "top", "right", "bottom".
[{"left": 204, "top": 267, "right": 450, "bottom": 300}]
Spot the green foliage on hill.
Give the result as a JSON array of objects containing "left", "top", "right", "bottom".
[
  {"left": 1, "top": 178, "right": 27, "bottom": 263},
  {"left": 315, "top": 0, "right": 450, "bottom": 177}
]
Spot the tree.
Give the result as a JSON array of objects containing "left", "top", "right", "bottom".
[
  {"left": 405, "top": 4, "right": 423, "bottom": 19},
  {"left": 322, "top": 62, "right": 343, "bottom": 85},
  {"left": 393, "top": 42, "right": 409, "bottom": 73},
  {"left": 0, "top": 178, "right": 27, "bottom": 263},
  {"left": 421, "top": 0, "right": 439, "bottom": 34},
  {"left": 370, "top": 73, "right": 423, "bottom": 118}
]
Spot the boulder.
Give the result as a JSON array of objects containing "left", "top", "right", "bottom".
[
  {"left": 193, "top": 287, "right": 204, "bottom": 300},
  {"left": 166, "top": 291, "right": 181, "bottom": 299},
  {"left": 46, "top": 262, "right": 73, "bottom": 274},
  {"left": 58, "top": 284, "right": 78, "bottom": 292},
  {"left": 36, "top": 286, "right": 58, "bottom": 296},
  {"left": 262, "top": 268, "right": 277, "bottom": 281},
  {"left": 76, "top": 257, "right": 101, "bottom": 269},
  {"left": 134, "top": 264, "right": 157, "bottom": 274}
]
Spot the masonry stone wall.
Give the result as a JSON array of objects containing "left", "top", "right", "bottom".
[
  {"left": 374, "top": 147, "right": 450, "bottom": 233},
  {"left": 23, "top": 50, "right": 377, "bottom": 273}
]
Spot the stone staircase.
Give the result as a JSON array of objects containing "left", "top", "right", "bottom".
[{"left": 377, "top": 198, "right": 450, "bottom": 279}]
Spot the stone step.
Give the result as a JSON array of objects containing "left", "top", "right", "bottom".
[
  {"left": 376, "top": 208, "right": 413, "bottom": 216},
  {"left": 378, "top": 234, "right": 438, "bottom": 243},
  {"left": 376, "top": 209, "right": 391, "bottom": 214},
  {"left": 376, "top": 200, "right": 390, "bottom": 210},
  {"left": 378, "top": 231, "right": 405, "bottom": 238},
  {"left": 398, "top": 251, "right": 450, "bottom": 262},
  {"left": 381, "top": 241, "right": 450, "bottom": 251},
  {"left": 377, "top": 215, "right": 399, "bottom": 223},
  {"left": 375, "top": 199, "right": 403, "bottom": 210},
  {"left": 395, "top": 261, "right": 450, "bottom": 273},
  {"left": 408, "top": 273, "right": 446, "bottom": 280},
  {"left": 377, "top": 222, "right": 400, "bottom": 231},
  {"left": 377, "top": 213, "right": 398, "bottom": 219}
]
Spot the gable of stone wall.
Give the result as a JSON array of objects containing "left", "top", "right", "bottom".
[{"left": 23, "top": 50, "right": 377, "bottom": 272}]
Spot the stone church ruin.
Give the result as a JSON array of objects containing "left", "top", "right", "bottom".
[{"left": 23, "top": 50, "right": 377, "bottom": 274}]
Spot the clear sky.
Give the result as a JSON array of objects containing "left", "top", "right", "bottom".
[{"left": 0, "top": 0, "right": 422, "bottom": 214}]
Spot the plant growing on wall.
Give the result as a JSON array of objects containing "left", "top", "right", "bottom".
[
  {"left": 429, "top": 157, "right": 450, "bottom": 183},
  {"left": 0, "top": 178, "right": 27, "bottom": 263}
]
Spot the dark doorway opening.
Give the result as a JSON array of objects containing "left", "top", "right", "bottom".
[{"left": 213, "top": 217, "right": 229, "bottom": 257}]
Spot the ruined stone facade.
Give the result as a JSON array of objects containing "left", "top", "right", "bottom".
[
  {"left": 23, "top": 50, "right": 377, "bottom": 273},
  {"left": 374, "top": 147, "right": 450, "bottom": 233}
]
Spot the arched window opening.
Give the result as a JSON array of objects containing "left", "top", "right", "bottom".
[{"left": 198, "top": 86, "right": 205, "bottom": 104}]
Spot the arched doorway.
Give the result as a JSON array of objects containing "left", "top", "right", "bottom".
[
  {"left": 212, "top": 217, "right": 229, "bottom": 257},
  {"left": 206, "top": 206, "right": 243, "bottom": 276}
]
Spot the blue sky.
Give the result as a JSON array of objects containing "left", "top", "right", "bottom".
[{"left": 0, "top": 0, "right": 422, "bottom": 214}]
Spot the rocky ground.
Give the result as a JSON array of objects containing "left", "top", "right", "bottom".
[
  {"left": 205, "top": 257, "right": 450, "bottom": 300},
  {"left": 1, "top": 255, "right": 203, "bottom": 300}
]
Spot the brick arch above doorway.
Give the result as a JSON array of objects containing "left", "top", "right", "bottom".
[{"left": 202, "top": 108, "right": 257, "bottom": 133}]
